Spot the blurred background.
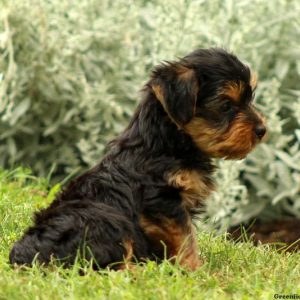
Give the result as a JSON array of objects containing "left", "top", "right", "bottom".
[{"left": 0, "top": 0, "right": 300, "bottom": 233}]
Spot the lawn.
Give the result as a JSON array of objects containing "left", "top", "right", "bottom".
[{"left": 0, "top": 168, "right": 299, "bottom": 300}]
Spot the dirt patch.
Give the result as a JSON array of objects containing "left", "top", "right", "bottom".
[{"left": 229, "top": 219, "right": 300, "bottom": 251}]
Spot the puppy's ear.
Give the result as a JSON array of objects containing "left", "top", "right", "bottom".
[{"left": 151, "top": 62, "right": 199, "bottom": 126}]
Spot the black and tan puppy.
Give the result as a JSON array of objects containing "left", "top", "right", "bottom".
[{"left": 9, "top": 48, "right": 266, "bottom": 270}]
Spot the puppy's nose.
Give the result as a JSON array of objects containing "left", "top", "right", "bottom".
[{"left": 254, "top": 124, "right": 266, "bottom": 139}]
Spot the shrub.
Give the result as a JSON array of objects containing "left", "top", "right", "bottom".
[{"left": 1, "top": 0, "right": 300, "bottom": 229}]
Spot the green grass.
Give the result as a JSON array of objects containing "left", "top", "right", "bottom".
[{"left": 1, "top": 168, "right": 300, "bottom": 300}]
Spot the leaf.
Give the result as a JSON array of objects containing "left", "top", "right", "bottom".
[
  {"left": 275, "top": 150, "right": 300, "bottom": 171},
  {"left": 275, "top": 59, "right": 289, "bottom": 80},
  {"left": 9, "top": 98, "right": 31, "bottom": 125}
]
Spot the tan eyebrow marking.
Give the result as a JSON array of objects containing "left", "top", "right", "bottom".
[{"left": 220, "top": 81, "right": 245, "bottom": 103}]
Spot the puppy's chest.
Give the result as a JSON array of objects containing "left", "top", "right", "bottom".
[{"left": 167, "top": 169, "right": 214, "bottom": 209}]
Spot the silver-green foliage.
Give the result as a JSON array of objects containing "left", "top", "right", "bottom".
[{"left": 1, "top": 0, "right": 300, "bottom": 228}]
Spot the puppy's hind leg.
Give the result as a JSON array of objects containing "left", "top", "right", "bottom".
[{"left": 9, "top": 200, "right": 137, "bottom": 269}]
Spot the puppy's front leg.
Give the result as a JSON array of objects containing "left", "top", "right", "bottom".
[
  {"left": 175, "top": 225, "right": 202, "bottom": 271},
  {"left": 140, "top": 215, "right": 202, "bottom": 271}
]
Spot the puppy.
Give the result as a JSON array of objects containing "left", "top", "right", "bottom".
[{"left": 9, "top": 48, "right": 266, "bottom": 270}]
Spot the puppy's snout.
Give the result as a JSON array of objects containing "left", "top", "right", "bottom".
[{"left": 254, "top": 124, "right": 266, "bottom": 140}]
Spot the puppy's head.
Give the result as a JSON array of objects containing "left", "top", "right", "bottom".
[{"left": 150, "top": 48, "right": 266, "bottom": 159}]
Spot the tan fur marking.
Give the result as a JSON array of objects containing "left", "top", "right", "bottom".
[
  {"left": 139, "top": 216, "right": 185, "bottom": 256},
  {"left": 168, "top": 169, "right": 214, "bottom": 209},
  {"left": 115, "top": 240, "right": 134, "bottom": 271},
  {"left": 184, "top": 114, "right": 258, "bottom": 159},
  {"left": 220, "top": 81, "right": 245, "bottom": 103},
  {"left": 176, "top": 65, "right": 195, "bottom": 80},
  {"left": 152, "top": 84, "right": 164, "bottom": 104},
  {"left": 123, "top": 240, "right": 133, "bottom": 261},
  {"left": 139, "top": 215, "right": 202, "bottom": 270},
  {"left": 184, "top": 118, "right": 223, "bottom": 151}
]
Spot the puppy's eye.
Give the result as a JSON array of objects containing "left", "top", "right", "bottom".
[{"left": 221, "top": 101, "right": 233, "bottom": 112}]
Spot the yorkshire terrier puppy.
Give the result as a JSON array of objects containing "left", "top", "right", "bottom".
[{"left": 10, "top": 48, "right": 266, "bottom": 270}]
